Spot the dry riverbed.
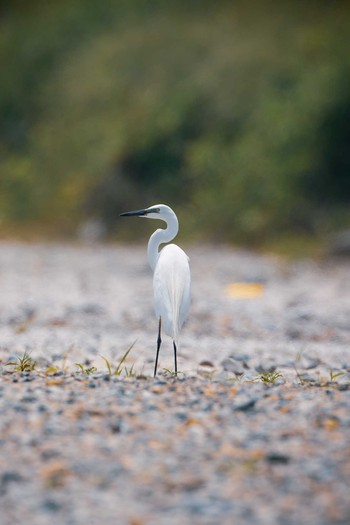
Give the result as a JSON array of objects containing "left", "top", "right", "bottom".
[{"left": 0, "top": 242, "right": 349, "bottom": 525}]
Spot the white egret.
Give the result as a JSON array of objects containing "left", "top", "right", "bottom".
[{"left": 120, "top": 204, "right": 191, "bottom": 376}]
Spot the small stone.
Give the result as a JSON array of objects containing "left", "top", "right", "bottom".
[
  {"left": 234, "top": 398, "right": 257, "bottom": 411},
  {"left": 199, "top": 360, "right": 215, "bottom": 367},
  {"left": 109, "top": 422, "right": 121, "bottom": 434},
  {"left": 300, "top": 356, "right": 321, "bottom": 369},
  {"left": 42, "top": 499, "right": 61, "bottom": 512},
  {"left": 230, "top": 353, "right": 250, "bottom": 362},
  {"left": 298, "top": 372, "right": 317, "bottom": 382},
  {"left": 265, "top": 453, "right": 290, "bottom": 464},
  {"left": 21, "top": 395, "right": 37, "bottom": 403},
  {"left": 1, "top": 471, "right": 22, "bottom": 485},
  {"left": 221, "top": 358, "right": 245, "bottom": 375},
  {"left": 255, "top": 363, "right": 276, "bottom": 373}
]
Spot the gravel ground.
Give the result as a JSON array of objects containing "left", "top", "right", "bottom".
[{"left": 0, "top": 241, "right": 349, "bottom": 525}]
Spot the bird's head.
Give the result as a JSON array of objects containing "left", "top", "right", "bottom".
[{"left": 120, "top": 204, "right": 174, "bottom": 220}]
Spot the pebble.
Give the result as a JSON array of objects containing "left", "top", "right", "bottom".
[
  {"left": 221, "top": 357, "right": 245, "bottom": 375},
  {"left": 255, "top": 362, "right": 277, "bottom": 373}
]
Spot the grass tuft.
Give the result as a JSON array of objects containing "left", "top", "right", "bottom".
[
  {"left": 100, "top": 341, "right": 137, "bottom": 377},
  {"left": 255, "top": 370, "right": 283, "bottom": 385},
  {"left": 162, "top": 368, "right": 185, "bottom": 378},
  {"left": 329, "top": 369, "right": 345, "bottom": 382},
  {"left": 6, "top": 351, "right": 36, "bottom": 372},
  {"left": 75, "top": 363, "right": 97, "bottom": 375}
]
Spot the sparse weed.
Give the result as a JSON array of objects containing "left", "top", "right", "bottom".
[
  {"left": 45, "top": 365, "right": 60, "bottom": 376},
  {"left": 162, "top": 368, "right": 185, "bottom": 378},
  {"left": 228, "top": 374, "right": 247, "bottom": 383},
  {"left": 328, "top": 369, "right": 345, "bottom": 382},
  {"left": 75, "top": 363, "right": 97, "bottom": 375},
  {"left": 124, "top": 363, "right": 136, "bottom": 377},
  {"left": 100, "top": 355, "right": 113, "bottom": 376},
  {"left": 294, "top": 347, "right": 306, "bottom": 362},
  {"left": 114, "top": 342, "right": 136, "bottom": 376},
  {"left": 255, "top": 370, "right": 283, "bottom": 385},
  {"left": 293, "top": 363, "right": 305, "bottom": 385},
  {"left": 100, "top": 341, "right": 137, "bottom": 377},
  {"left": 6, "top": 351, "right": 36, "bottom": 372}
]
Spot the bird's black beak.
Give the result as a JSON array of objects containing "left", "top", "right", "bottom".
[{"left": 119, "top": 209, "right": 148, "bottom": 217}]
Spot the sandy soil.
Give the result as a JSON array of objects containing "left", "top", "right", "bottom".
[{"left": 0, "top": 242, "right": 349, "bottom": 524}]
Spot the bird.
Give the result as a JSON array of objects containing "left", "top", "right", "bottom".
[{"left": 120, "top": 204, "right": 191, "bottom": 377}]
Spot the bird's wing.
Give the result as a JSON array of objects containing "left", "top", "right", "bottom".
[{"left": 153, "top": 244, "right": 191, "bottom": 341}]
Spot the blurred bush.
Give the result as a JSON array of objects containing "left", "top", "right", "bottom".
[{"left": 1, "top": 0, "right": 350, "bottom": 245}]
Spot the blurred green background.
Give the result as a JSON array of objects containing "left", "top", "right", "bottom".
[{"left": 1, "top": 0, "right": 350, "bottom": 250}]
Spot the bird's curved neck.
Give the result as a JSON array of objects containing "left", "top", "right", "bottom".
[{"left": 147, "top": 213, "right": 179, "bottom": 271}]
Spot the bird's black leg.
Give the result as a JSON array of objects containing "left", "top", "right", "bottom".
[
  {"left": 173, "top": 340, "right": 178, "bottom": 376},
  {"left": 154, "top": 317, "right": 162, "bottom": 377}
]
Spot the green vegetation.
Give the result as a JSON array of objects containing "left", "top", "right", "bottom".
[
  {"left": 328, "top": 369, "right": 345, "bottom": 382},
  {"left": 163, "top": 368, "right": 185, "bottom": 378},
  {"left": 5, "top": 351, "right": 36, "bottom": 372},
  {"left": 255, "top": 370, "right": 283, "bottom": 385},
  {"left": 100, "top": 341, "right": 137, "bottom": 376},
  {"left": 75, "top": 363, "right": 98, "bottom": 375},
  {"left": 1, "top": 1, "right": 350, "bottom": 247}
]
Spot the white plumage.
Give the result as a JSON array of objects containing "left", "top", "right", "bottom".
[
  {"left": 120, "top": 204, "right": 191, "bottom": 376},
  {"left": 153, "top": 243, "right": 191, "bottom": 342}
]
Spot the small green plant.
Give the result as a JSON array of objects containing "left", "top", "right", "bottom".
[
  {"left": 255, "top": 370, "right": 283, "bottom": 385},
  {"left": 100, "top": 341, "right": 137, "bottom": 377},
  {"left": 227, "top": 373, "right": 249, "bottom": 384},
  {"left": 114, "top": 342, "right": 136, "bottom": 376},
  {"left": 124, "top": 363, "right": 136, "bottom": 377},
  {"left": 162, "top": 368, "right": 185, "bottom": 378},
  {"left": 329, "top": 369, "right": 345, "bottom": 382},
  {"left": 45, "top": 365, "right": 60, "bottom": 375},
  {"left": 6, "top": 351, "right": 36, "bottom": 372},
  {"left": 75, "top": 363, "right": 97, "bottom": 375},
  {"left": 293, "top": 363, "right": 305, "bottom": 385},
  {"left": 100, "top": 355, "right": 113, "bottom": 376},
  {"left": 294, "top": 348, "right": 306, "bottom": 362}
]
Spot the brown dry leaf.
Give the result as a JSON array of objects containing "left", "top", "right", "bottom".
[
  {"left": 41, "top": 461, "right": 70, "bottom": 488},
  {"left": 48, "top": 318, "right": 68, "bottom": 327},
  {"left": 129, "top": 517, "right": 146, "bottom": 525},
  {"left": 184, "top": 418, "right": 202, "bottom": 427},
  {"left": 87, "top": 407, "right": 106, "bottom": 417},
  {"left": 268, "top": 394, "right": 280, "bottom": 402},
  {"left": 284, "top": 392, "right": 297, "bottom": 401},
  {"left": 202, "top": 384, "right": 217, "bottom": 398},
  {"left": 225, "top": 282, "right": 264, "bottom": 299},
  {"left": 279, "top": 406, "right": 291, "bottom": 414},
  {"left": 14, "top": 323, "right": 29, "bottom": 334},
  {"left": 220, "top": 443, "right": 242, "bottom": 457},
  {"left": 248, "top": 448, "right": 265, "bottom": 461},
  {"left": 148, "top": 439, "right": 168, "bottom": 451},
  {"left": 323, "top": 418, "right": 340, "bottom": 431},
  {"left": 228, "top": 386, "right": 238, "bottom": 397},
  {"left": 46, "top": 378, "right": 65, "bottom": 386},
  {"left": 65, "top": 404, "right": 86, "bottom": 420}
]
